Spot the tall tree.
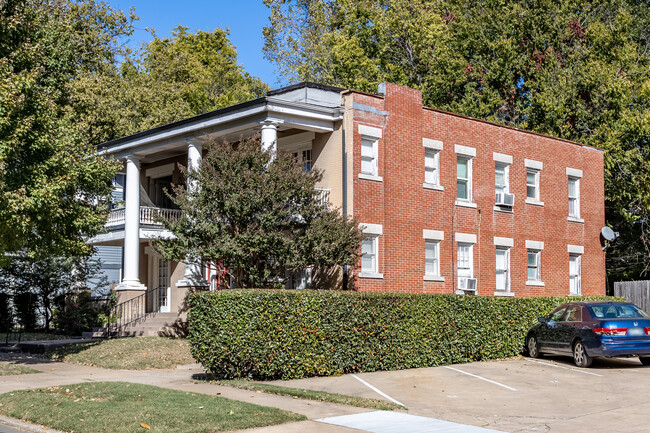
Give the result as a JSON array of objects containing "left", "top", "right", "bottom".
[
  {"left": 154, "top": 136, "right": 362, "bottom": 288},
  {"left": 0, "top": 0, "right": 133, "bottom": 261},
  {"left": 72, "top": 26, "right": 269, "bottom": 145},
  {"left": 263, "top": 0, "right": 650, "bottom": 282}
]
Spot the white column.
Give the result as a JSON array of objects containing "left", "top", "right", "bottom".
[
  {"left": 117, "top": 155, "right": 145, "bottom": 290},
  {"left": 261, "top": 120, "right": 281, "bottom": 159},
  {"left": 177, "top": 139, "right": 208, "bottom": 288}
]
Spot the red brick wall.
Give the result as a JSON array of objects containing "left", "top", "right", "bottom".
[{"left": 350, "top": 82, "right": 606, "bottom": 296}]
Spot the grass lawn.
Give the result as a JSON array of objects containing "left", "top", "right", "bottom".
[
  {"left": 0, "top": 382, "right": 305, "bottom": 433},
  {"left": 0, "top": 362, "right": 40, "bottom": 376},
  {"left": 218, "top": 379, "right": 403, "bottom": 410},
  {"left": 45, "top": 337, "right": 195, "bottom": 369}
]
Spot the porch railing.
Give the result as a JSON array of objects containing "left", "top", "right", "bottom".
[
  {"left": 108, "top": 286, "right": 167, "bottom": 335},
  {"left": 315, "top": 188, "right": 330, "bottom": 207},
  {"left": 106, "top": 207, "right": 182, "bottom": 227}
]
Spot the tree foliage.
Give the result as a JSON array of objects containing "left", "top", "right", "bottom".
[
  {"left": 263, "top": 0, "right": 650, "bottom": 281},
  {"left": 0, "top": 0, "right": 132, "bottom": 260},
  {"left": 73, "top": 26, "right": 269, "bottom": 145},
  {"left": 155, "top": 136, "right": 362, "bottom": 288},
  {"left": 0, "top": 253, "right": 107, "bottom": 330}
]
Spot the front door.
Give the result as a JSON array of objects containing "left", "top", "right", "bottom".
[{"left": 157, "top": 258, "right": 170, "bottom": 313}]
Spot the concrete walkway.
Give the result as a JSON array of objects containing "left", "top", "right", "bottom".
[{"left": 0, "top": 353, "right": 507, "bottom": 433}]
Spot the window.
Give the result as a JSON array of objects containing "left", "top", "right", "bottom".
[
  {"left": 360, "top": 138, "right": 377, "bottom": 176},
  {"left": 569, "top": 254, "right": 581, "bottom": 295},
  {"left": 457, "top": 243, "right": 473, "bottom": 289},
  {"left": 111, "top": 173, "right": 126, "bottom": 206},
  {"left": 292, "top": 149, "right": 312, "bottom": 172},
  {"left": 425, "top": 240, "right": 440, "bottom": 277},
  {"left": 527, "top": 250, "right": 541, "bottom": 282},
  {"left": 495, "top": 248, "right": 510, "bottom": 292},
  {"left": 495, "top": 163, "right": 509, "bottom": 195},
  {"left": 361, "top": 236, "right": 378, "bottom": 274},
  {"left": 457, "top": 157, "right": 472, "bottom": 201},
  {"left": 359, "top": 223, "right": 382, "bottom": 278},
  {"left": 526, "top": 169, "right": 539, "bottom": 200},
  {"left": 424, "top": 148, "right": 440, "bottom": 186},
  {"left": 565, "top": 305, "right": 582, "bottom": 322},
  {"left": 568, "top": 177, "right": 580, "bottom": 218},
  {"left": 549, "top": 307, "right": 567, "bottom": 322}
]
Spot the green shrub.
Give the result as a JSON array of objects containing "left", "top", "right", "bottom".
[
  {"left": 53, "top": 292, "right": 112, "bottom": 336},
  {"left": 188, "top": 290, "right": 619, "bottom": 380}
]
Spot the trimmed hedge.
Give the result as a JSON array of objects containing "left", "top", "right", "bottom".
[{"left": 188, "top": 290, "right": 618, "bottom": 380}]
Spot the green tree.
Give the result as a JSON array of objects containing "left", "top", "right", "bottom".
[
  {"left": 0, "top": 253, "right": 107, "bottom": 330},
  {"left": 154, "top": 135, "right": 362, "bottom": 288},
  {"left": 263, "top": 0, "right": 650, "bottom": 282},
  {"left": 72, "top": 26, "right": 269, "bottom": 145},
  {"left": 0, "top": 0, "right": 133, "bottom": 260}
]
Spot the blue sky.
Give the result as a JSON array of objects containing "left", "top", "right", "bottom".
[{"left": 105, "top": 0, "right": 281, "bottom": 87}]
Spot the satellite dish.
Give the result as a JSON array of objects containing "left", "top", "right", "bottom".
[{"left": 601, "top": 226, "right": 617, "bottom": 242}]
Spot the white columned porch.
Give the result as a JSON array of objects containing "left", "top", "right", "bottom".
[
  {"left": 116, "top": 155, "right": 146, "bottom": 291},
  {"left": 261, "top": 120, "right": 282, "bottom": 159},
  {"left": 177, "top": 138, "right": 209, "bottom": 288}
]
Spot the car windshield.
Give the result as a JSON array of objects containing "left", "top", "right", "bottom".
[{"left": 587, "top": 304, "right": 648, "bottom": 319}]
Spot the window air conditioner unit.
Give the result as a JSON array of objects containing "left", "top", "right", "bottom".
[
  {"left": 465, "top": 278, "right": 477, "bottom": 292},
  {"left": 495, "top": 192, "right": 515, "bottom": 207}
]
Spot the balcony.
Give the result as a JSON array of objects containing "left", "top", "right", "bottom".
[
  {"left": 315, "top": 188, "right": 330, "bottom": 207},
  {"left": 106, "top": 206, "right": 182, "bottom": 228}
]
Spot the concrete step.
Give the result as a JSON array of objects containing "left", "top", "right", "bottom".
[{"left": 81, "top": 331, "right": 107, "bottom": 339}]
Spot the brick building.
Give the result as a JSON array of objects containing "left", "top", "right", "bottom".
[
  {"left": 91, "top": 81, "right": 605, "bottom": 328},
  {"left": 346, "top": 82, "right": 605, "bottom": 297}
]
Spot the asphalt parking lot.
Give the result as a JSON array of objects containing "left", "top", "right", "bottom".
[{"left": 270, "top": 356, "right": 650, "bottom": 432}]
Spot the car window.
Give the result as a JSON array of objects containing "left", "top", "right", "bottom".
[
  {"left": 587, "top": 304, "right": 648, "bottom": 319},
  {"left": 549, "top": 307, "right": 567, "bottom": 322},
  {"left": 565, "top": 306, "right": 582, "bottom": 322}
]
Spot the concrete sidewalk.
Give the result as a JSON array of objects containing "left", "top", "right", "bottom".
[
  {"left": 0, "top": 353, "right": 512, "bottom": 433},
  {"left": 0, "top": 353, "right": 371, "bottom": 432}
]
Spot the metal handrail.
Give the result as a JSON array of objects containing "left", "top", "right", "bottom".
[{"left": 108, "top": 286, "right": 167, "bottom": 336}]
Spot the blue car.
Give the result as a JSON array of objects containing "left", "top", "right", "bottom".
[{"left": 525, "top": 301, "right": 650, "bottom": 367}]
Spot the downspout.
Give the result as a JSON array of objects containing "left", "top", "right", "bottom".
[{"left": 342, "top": 124, "right": 348, "bottom": 290}]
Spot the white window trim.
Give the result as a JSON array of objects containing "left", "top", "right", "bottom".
[
  {"left": 423, "top": 138, "right": 443, "bottom": 150},
  {"left": 359, "top": 223, "right": 383, "bottom": 279},
  {"left": 526, "top": 168, "right": 542, "bottom": 205},
  {"left": 567, "top": 245, "right": 584, "bottom": 254},
  {"left": 455, "top": 233, "right": 477, "bottom": 244},
  {"left": 495, "top": 247, "right": 512, "bottom": 295},
  {"left": 495, "top": 161, "right": 510, "bottom": 195},
  {"left": 493, "top": 152, "right": 513, "bottom": 164},
  {"left": 456, "top": 155, "right": 473, "bottom": 203},
  {"left": 494, "top": 236, "right": 514, "bottom": 248},
  {"left": 424, "top": 240, "right": 442, "bottom": 281},
  {"left": 526, "top": 248, "right": 543, "bottom": 286},
  {"left": 358, "top": 124, "right": 382, "bottom": 181},
  {"left": 569, "top": 253, "right": 582, "bottom": 295},
  {"left": 524, "top": 159, "right": 543, "bottom": 170},
  {"left": 456, "top": 242, "right": 474, "bottom": 293},
  {"left": 568, "top": 176, "right": 581, "bottom": 219},
  {"left": 566, "top": 167, "right": 583, "bottom": 178},
  {"left": 455, "top": 144, "right": 476, "bottom": 157},
  {"left": 423, "top": 230, "right": 445, "bottom": 241},
  {"left": 424, "top": 147, "right": 442, "bottom": 190}
]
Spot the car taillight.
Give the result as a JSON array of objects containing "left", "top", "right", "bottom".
[
  {"left": 593, "top": 327, "right": 628, "bottom": 336},
  {"left": 645, "top": 327, "right": 650, "bottom": 336}
]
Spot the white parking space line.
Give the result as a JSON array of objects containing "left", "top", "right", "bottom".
[
  {"left": 443, "top": 366, "right": 517, "bottom": 391},
  {"left": 350, "top": 374, "right": 406, "bottom": 407},
  {"left": 525, "top": 358, "right": 603, "bottom": 376}
]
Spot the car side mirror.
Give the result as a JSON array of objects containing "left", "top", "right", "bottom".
[{"left": 538, "top": 316, "right": 547, "bottom": 324}]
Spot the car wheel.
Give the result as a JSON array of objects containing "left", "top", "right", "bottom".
[
  {"left": 572, "top": 339, "right": 593, "bottom": 368},
  {"left": 527, "top": 334, "right": 541, "bottom": 358},
  {"left": 640, "top": 357, "right": 650, "bottom": 366}
]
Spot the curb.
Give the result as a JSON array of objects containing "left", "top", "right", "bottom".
[{"left": 0, "top": 415, "right": 63, "bottom": 433}]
